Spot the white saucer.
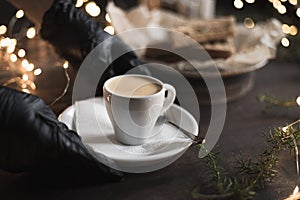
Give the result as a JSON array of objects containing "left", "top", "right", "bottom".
[{"left": 58, "top": 98, "right": 198, "bottom": 173}]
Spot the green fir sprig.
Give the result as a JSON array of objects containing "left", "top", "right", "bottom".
[
  {"left": 257, "top": 95, "right": 299, "bottom": 109},
  {"left": 193, "top": 95, "right": 300, "bottom": 200}
]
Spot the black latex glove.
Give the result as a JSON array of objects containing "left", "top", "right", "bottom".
[
  {"left": 40, "top": 0, "right": 148, "bottom": 96},
  {"left": 0, "top": 86, "right": 122, "bottom": 183}
]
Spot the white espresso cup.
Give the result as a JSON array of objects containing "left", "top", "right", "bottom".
[{"left": 103, "top": 74, "right": 176, "bottom": 145}]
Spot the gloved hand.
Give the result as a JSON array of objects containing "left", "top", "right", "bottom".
[
  {"left": 0, "top": 86, "right": 122, "bottom": 183},
  {"left": 40, "top": 0, "right": 148, "bottom": 97}
]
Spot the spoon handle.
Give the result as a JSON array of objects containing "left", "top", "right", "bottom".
[{"left": 167, "top": 121, "right": 203, "bottom": 144}]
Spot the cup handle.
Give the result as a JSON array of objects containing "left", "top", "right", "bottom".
[{"left": 161, "top": 84, "right": 176, "bottom": 113}]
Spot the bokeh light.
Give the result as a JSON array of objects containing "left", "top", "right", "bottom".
[
  {"left": 234, "top": 0, "right": 244, "bottom": 9},
  {"left": 33, "top": 68, "right": 42, "bottom": 76},
  {"left": 63, "top": 61, "right": 69, "bottom": 69},
  {"left": 290, "top": 25, "right": 298, "bottom": 36},
  {"left": 26, "top": 27, "right": 36, "bottom": 39},
  {"left": 273, "top": 0, "right": 282, "bottom": 9},
  {"left": 85, "top": 2, "right": 101, "bottom": 17},
  {"left": 281, "top": 37, "right": 290, "bottom": 47},
  {"left": 0, "top": 37, "right": 11, "bottom": 47},
  {"left": 282, "top": 24, "right": 290, "bottom": 34},
  {"left": 244, "top": 18, "right": 255, "bottom": 28},
  {"left": 297, "top": 8, "right": 300, "bottom": 18},
  {"left": 22, "top": 89, "right": 30, "bottom": 94},
  {"left": 10, "top": 54, "right": 17, "bottom": 62},
  {"left": 75, "top": 0, "right": 84, "bottom": 8},
  {"left": 105, "top": 13, "right": 112, "bottom": 23},
  {"left": 0, "top": 25, "right": 7, "bottom": 35},
  {"left": 104, "top": 26, "right": 115, "bottom": 35},
  {"left": 18, "top": 49, "right": 26, "bottom": 58},
  {"left": 277, "top": 5, "right": 286, "bottom": 14},
  {"left": 296, "top": 96, "right": 300, "bottom": 106},
  {"left": 288, "top": 0, "right": 297, "bottom": 5},
  {"left": 16, "top": 10, "right": 24, "bottom": 19},
  {"left": 22, "top": 74, "right": 29, "bottom": 81},
  {"left": 26, "top": 63, "right": 34, "bottom": 72},
  {"left": 21, "top": 59, "right": 29, "bottom": 68}
]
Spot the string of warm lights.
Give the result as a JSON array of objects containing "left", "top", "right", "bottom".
[
  {"left": 0, "top": 9, "right": 38, "bottom": 94},
  {"left": 0, "top": 9, "right": 69, "bottom": 99},
  {"left": 1, "top": 1, "right": 114, "bottom": 103},
  {"left": 233, "top": 0, "right": 299, "bottom": 48}
]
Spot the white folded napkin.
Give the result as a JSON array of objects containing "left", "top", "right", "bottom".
[{"left": 75, "top": 98, "right": 192, "bottom": 156}]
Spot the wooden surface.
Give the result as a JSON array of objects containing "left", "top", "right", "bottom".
[{"left": 0, "top": 39, "right": 300, "bottom": 200}]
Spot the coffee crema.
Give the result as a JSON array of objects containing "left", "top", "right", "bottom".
[{"left": 107, "top": 76, "right": 162, "bottom": 97}]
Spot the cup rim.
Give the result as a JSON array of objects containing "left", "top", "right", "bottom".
[{"left": 103, "top": 74, "right": 164, "bottom": 99}]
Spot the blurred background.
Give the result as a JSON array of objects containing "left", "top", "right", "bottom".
[
  {"left": 0, "top": 0, "right": 299, "bottom": 105},
  {"left": 1, "top": 0, "right": 299, "bottom": 60}
]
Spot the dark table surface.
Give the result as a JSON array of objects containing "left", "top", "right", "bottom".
[{"left": 0, "top": 38, "right": 300, "bottom": 199}]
